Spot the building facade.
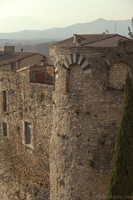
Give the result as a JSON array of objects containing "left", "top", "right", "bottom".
[
  {"left": 0, "top": 45, "right": 45, "bottom": 71},
  {"left": 0, "top": 35, "right": 133, "bottom": 200},
  {"left": 50, "top": 34, "right": 133, "bottom": 200}
]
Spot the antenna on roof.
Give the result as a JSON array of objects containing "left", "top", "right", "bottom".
[
  {"left": 5, "top": 42, "right": 11, "bottom": 46},
  {"left": 115, "top": 21, "right": 117, "bottom": 34}
]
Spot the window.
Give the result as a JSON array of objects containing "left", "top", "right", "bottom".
[
  {"left": 3, "top": 91, "right": 7, "bottom": 112},
  {"left": 11, "top": 63, "right": 16, "bottom": 71},
  {"left": 3, "top": 122, "right": 7, "bottom": 137},
  {"left": 24, "top": 122, "right": 31, "bottom": 144}
]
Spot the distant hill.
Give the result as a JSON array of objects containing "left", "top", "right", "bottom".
[
  {"left": 0, "top": 18, "right": 131, "bottom": 40},
  {"left": 0, "top": 39, "right": 58, "bottom": 56},
  {"left": 0, "top": 16, "right": 51, "bottom": 33}
]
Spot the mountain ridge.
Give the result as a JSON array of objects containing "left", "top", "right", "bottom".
[{"left": 0, "top": 18, "right": 131, "bottom": 40}]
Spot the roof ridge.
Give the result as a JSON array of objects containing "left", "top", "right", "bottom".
[
  {"left": 81, "top": 34, "right": 126, "bottom": 46},
  {"left": 53, "top": 37, "right": 73, "bottom": 45},
  {"left": 77, "top": 34, "right": 118, "bottom": 36}
]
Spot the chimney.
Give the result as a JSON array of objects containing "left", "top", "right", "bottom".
[
  {"left": 73, "top": 34, "right": 77, "bottom": 43},
  {"left": 73, "top": 34, "right": 80, "bottom": 47},
  {"left": 4, "top": 45, "right": 15, "bottom": 53}
]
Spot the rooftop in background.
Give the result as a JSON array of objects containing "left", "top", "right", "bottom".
[
  {"left": 53, "top": 34, "right": 131, "bottom": 48},
  {"left": 0, "top": 51, "right": 39, "bottom": 66}
]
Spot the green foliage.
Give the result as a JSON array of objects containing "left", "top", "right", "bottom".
[
  {"left": 88, "top": 159, "right": 95, "bottom": 168},
  {"left": 85, "top": 111, "right": 91, "bottom": 115},
  {"left": 75, "top": 133, "right": 81, "bottom": 138},
  {"left": 128, "top": 18, "right": 133, "bottom": 39},
  {"left": 98, "top": 139, "right": 105, "bottom": 146},
  {"left": 107, "top": 73, "right": 133, "bottom": 200},
  {"left": 37, "top": 91, "right": 44, "bottom": 102},
  {"left": 72, "top": 106, "right": 80, "bottom": 115}
]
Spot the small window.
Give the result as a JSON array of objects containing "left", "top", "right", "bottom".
[
  {"left": 3, "top": 91, "right": 7, "bottom": 112},
  {"left": 11, "top": 63, "right": 16, "bottom": 71},
  {"left": 24, "top": 122, "right": 31, "bottom": 144},
  {"left": 3, "top": 122, "right": 7, "bottom": 137}
]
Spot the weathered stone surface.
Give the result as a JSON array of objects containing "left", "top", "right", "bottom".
[
  {"left": 0, "top": 66, "right": 53, "bottom": 200},
  {"left": 50, "top": 39, "right": 133, "bottom": 200},
  {"left": 0, "top": 37, "right": 133, "bottom": 200}
]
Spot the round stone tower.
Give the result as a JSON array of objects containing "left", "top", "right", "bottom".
[{"left": 50, "top": 39, "right": 133, "bottom": 200}]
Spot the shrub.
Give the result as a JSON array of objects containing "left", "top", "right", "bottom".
[
  {"left": 88, "top": 159, "right": 95, "bottom": 168},
  {"left": 37, "top": 91, "right": 44, "bottom": 102}
]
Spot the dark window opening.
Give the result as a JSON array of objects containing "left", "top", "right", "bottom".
[
  {"left": 3, "top": 91, "right": 7, "bottom": 112},
  {"left": 25, "top": 122, "right": 31, "bottom": 144},
  {"left": 66, "top": 69, "right": 70, "bottom": 92},
  {"left": 11, "top": 63, "right": 16, "bottom": 71},
  {"left": 3, "top": 122, "right": 7, "bottom": 136}
]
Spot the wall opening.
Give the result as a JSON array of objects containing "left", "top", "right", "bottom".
[
  {"left": 3, "top": 91, "right": 7, "bottom": 112},
  {"left": 11, "top": 63, "right": 16, "bottom": 71},
  {"left": 2, "top": 122, "right": 7, "bottom": 137},
  {"left": 24, "top": 122, "right": 32, "bottom": 144}
]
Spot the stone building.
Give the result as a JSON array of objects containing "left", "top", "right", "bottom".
[
  {"left": 0, "top": 45, "right": 45, "bottom": 71},
  {"left": 50, "top": 34, "right": 133, "bottom": 200},
  {"left": 0, "top": 47, "right": 54, "bottom": 199},
  {"left": 0, "top": 34, "right": 133, "bottom": 200}
]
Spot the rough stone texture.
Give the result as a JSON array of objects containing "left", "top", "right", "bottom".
[
  {"left": 50, "top": 39, "right": 133, "bottom": 200},
  {"left": 0, "top": 65, "right": 54, "bottom": 200},
  {"left": 109, "top": 62, "right": 130, "bottom": 90},
  {"left": 0, "top": 38, "right": 133, "bottom": 200}
]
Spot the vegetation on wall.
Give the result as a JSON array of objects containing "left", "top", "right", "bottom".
[
  {"left": 107, "top": 72, "right": 133, "bottom": 200},
  {"left": 128, "top": 18, "right": 133, "bottom": 39},
  {"left": 37, "top": 91, "right": 44, "bottom": 102}
]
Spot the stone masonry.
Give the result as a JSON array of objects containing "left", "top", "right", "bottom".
[
  {"left": 49, "top": 35, "right": 133, "bottom": 200},
  {"left": 0, "top": 65, "right": 54, "bottom": 199},
  {"left": 0, "top": 34, "right": 133, "bottom": 200}
]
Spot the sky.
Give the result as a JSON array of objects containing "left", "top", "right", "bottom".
[{"left": 0, "top": 0, "right": 132, "bottom": 32}]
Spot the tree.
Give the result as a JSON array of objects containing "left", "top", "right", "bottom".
[
  {"left": 102, "top": 29, "right": 109, "bottom": 34},
  {"left": 128, "top": 18, "right": 133, "bottom": 39},
  {"left": 107, "top": 72, "right": 133, "bottom": 200}
]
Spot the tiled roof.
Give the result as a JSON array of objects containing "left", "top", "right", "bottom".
[
  {"left": 53, "top": 34, "right": 130, "bottom": 47},
  {"left": 0, "top": 51, "right": 37, "bottom": 66}
]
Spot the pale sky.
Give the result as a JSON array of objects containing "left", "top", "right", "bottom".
[{"left": 0, "top": 0, "right": 132, "bottom": 32}]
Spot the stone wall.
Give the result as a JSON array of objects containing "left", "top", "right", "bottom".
[
  {"left": 50, "top": 41, "right": 133, "bottom": 200},
  {"left": 108, "top": 62, "right": 130, "bottom": 90},
  {"left": 0, "top": 66, "right": 53, "bottom": 200},
  {"left": 0, "top": 39, "right": 133, "bottom": 200}
]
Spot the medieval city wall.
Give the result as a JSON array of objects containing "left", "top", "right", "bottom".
[
  {"left": 0, "top": 40, "right": 133, "bottom": 200},
  {"left": 0, "top": 67, "right": 53, "bottom": 200},
  {"left": 50, "top": 44, "right": 133, "bottom": 200}
]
